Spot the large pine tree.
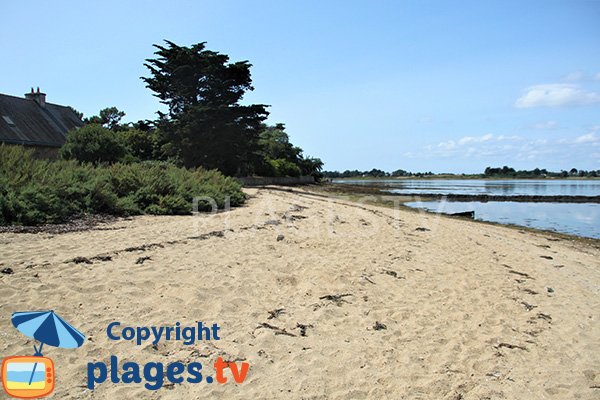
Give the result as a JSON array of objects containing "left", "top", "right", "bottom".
[{"left": 142, "top": 41, "right": 269, "bottom": 175}]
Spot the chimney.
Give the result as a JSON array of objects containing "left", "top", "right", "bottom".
[{"left": 25, "top": 87, "right": 46, "bottom": 108}]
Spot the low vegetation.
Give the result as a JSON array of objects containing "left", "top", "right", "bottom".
[{"left": 0, "top": 145, "right": 244, "bottom": 225}]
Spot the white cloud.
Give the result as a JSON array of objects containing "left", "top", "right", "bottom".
[
  {"left": 496, "top": 135, "right": 522, "bottom": 141},
  {"left": 532, "top": 120, "right": 557, "bottom": 130},
  {"left": 437, "top": 140, "right": 456, "bottom": 150},
  {"left": 436, "top": 134, "right": 525, "bottom": 152},
  {"left": 556, "top": 127, "right": 600, "bottom": 145},
  {"left": 410, "top": 126, "right": 597, "bottom": 171},
  {"left": 458, "top": 133, "right": 493, "bottom": 145},
  {"left": 515, "top": 84, "right": 600, "bottom": 108},
  {"left": 418, "top": 128, "right": 600, "bottom": 166},
  {"left": 574, "top": 132, "right": 599, "bottom": 144}
]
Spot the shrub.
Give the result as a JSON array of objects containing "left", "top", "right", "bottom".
[
  {"left": 0, "top": 145, "right": 245, "bottom": 225},
  {"left": 61, "top": 124, "right": 127, "bottom": 164}
]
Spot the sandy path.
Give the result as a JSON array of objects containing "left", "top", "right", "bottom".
[{"left": 0, "top": 187, "right": 599, "bottom": 399}]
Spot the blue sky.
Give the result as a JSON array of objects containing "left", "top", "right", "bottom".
[{"left": 1, "top": 0, "right": 599, "bottom": 173}]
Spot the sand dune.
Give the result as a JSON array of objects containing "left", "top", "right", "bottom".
[{"left": 1, "top": 187, "right": 599, "bottom": 399}]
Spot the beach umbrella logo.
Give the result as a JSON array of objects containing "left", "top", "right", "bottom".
[{"left": 2, "top": 310, "right": 85, "bottom": 399}]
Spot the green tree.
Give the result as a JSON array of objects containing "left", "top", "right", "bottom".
[
  {"left": 84, "top": 107, "right": 126, "bottom": 131},
  {"left": 256, "top": 124, "right": 323, "bottom": 179},
  {"left": 268, "top": 159, "right": 301, "bottom": 177},
  {"left": 142, "top": 40, "right": 269, "bottom": 175},
  {"left": 120, "top": 128, "right": 161, "bottom": 161},
  {"left": 297, "top": 156, "right": 324, "bottom": 180},
  {"left": 258, "top": 124, "right": 302, "bottom": 161}
]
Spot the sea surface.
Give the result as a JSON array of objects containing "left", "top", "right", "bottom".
[
  {"left": 335, "top": 179, "right": 600, "bottom": 196},
  {"left": 333, "top": 179, "right": 600, "bottom": 238}
]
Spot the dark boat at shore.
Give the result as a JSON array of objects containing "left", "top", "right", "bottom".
[{"left": 448, "top": 210, "right": 475, "bottom": 219}]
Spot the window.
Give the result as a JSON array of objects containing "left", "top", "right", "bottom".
[{"left": 2, "top": 115, "right": 15, "bottom": 126}]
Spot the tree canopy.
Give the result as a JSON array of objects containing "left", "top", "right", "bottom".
[
  {"left": 256, "top": 123, "right": 323, "bottom": 178},
  {"left": 83, "top": 107, "right": 126, "bottom": 131},
  {"left": 66, "top": 40, "right": 322, "bottom": 179},
  {"left": 142, "top": 41, "right": 269, "bottom": 175}
]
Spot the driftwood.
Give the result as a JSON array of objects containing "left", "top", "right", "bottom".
[
  {"left": 267, "top": 308, "right": 285, "bottom": 319},
  {"left": 319, "top": 293, "right": 353, "bottom": 306},
  {"left": 135, "top": 256, "right": 152, "bottom": 265},
  {"left": 495, "top": 342, "right": 528, "bottom": 351},
  {"left": 255, "top": 323, "right": 296, "bottom": 337}
]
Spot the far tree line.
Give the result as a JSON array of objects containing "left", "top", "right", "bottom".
[
  {"left": 63, "top": 40, "right": 323, "bottom": 180},
  {"left": 483, "top": 166, "right": 599, "bottom": 178},
  {"left": 322, "top": 169, "right": 434, "bottom": 178},
  {"left": 323, "top": 166, "right": 600, "bottom": 178}
]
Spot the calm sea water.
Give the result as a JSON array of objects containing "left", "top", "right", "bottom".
[
  {"left": 333, "top": 179, "right": 600, "bottom": 238},
  {"left": 334, "top": 179, "right": 600, "bottom": 196},
  {"left": 404, "top": 200, "right": 600, "bottom": 239}
]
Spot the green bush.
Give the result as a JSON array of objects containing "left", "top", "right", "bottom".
[
  {"left": 60, "top": 124, "right": 128, "bottom": 164},
  {"left": 0, "top": 145, "right": 245, "bottom": 225}
]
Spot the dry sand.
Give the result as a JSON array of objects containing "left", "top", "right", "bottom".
[{"left": 0, "top": 187, "right": 599, "bottom": 399}]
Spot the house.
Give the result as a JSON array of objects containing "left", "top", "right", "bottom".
[{"left": 0, "top": 88, "right": 83, "bottom": 157}]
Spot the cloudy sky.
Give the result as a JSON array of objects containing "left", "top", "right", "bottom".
[{"left": 1, "top": 1, "right": 599, "bottom": 173}]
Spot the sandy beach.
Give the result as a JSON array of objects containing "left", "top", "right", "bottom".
[{"left": 1, "top": 187, "right": 599, "bottom": 399}]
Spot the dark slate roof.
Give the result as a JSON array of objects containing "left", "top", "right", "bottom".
[{"left": 0, "top": 93, "right": 83, "bottom": 147}]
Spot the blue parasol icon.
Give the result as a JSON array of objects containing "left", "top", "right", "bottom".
[{"left": 11, "top": 310, "right": 85, "bottom": 385}]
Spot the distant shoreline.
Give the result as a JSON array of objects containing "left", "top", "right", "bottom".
[{"left": 330, "top": 176, "right": 600, "bottom": 181}]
